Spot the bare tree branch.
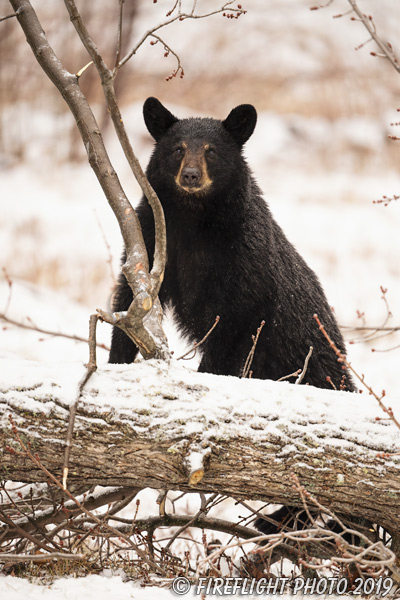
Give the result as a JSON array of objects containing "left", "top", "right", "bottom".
[
  {"left": 64, "top": 0, "right": 166, "bottom": 301},
  {"left": 314, "top": 0, "right": 400, "bottom": 73},
  {"left": 9, "top": 0, "right": 168, "bottom": 361},
  {"left": 62, "top": 314, "right": 99, "bottom": 489},
  {"left": 314, "top": 313, "right": 400, "bottom": 433},
  {"left": 176, "top": 315, "right": 220, "bottom": 360},
  {"left": 0, "top": 552, "right": 84, "bottom": 564},
  {"left": 6, "top": 419, "right": 166, "bottom": 575},
  {"left": 295, "top": 345, "right": 313, "bottom": 385},
  {"left": 114, "top": 0, "right": 125, "bottom": 69},
  {"left": 116, "top": 0, "right": 247, "bottom": 71},
  {"left": 242, "top": 320, "right": 265, "bottom": 378},
  {"left": 0, "top": 10, "right": 19, "bottom": 22},
  {"left": 0, "top": 312, "right": 108, "bottom": 350},
  {"left": 1, "top": 487, "right": 139, "bottom": 542},
  {"left": 346, "top": 0, "right": 400, "bottom": 73}
]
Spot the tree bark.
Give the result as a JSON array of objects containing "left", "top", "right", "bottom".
[{"left": 1, "top": 359, "right": 399, "bottom": 536}]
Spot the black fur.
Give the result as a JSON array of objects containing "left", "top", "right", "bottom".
[
  {"left": 109, "top": 97, "right": 355, "bottom": 392},
  {"left": 254, "top": 506, "right": 369, "bottom": 546}
]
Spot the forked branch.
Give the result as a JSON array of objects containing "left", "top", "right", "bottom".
[
  {"left": 64, "top": 0, "right": 167, "bottom": 303},
  {"left": 9, "top": 0, "right": 168, "bottom": 360}
]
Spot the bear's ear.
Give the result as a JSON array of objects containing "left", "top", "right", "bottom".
[
  {"left": 143, "top": 97, "right": 179, "bottom": 141},
  {"left": 222, "top": 104, "right": 257, "bottom": 147}
]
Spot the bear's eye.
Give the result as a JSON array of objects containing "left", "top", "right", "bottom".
[
  {"left": 206, "top": 147, "right": 216, "bottom": 158},
  {"left": 174, "top": 147, "right": 184, "bottom": 158}
]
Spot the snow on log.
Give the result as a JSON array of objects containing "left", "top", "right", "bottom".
[{"left": 0, "top": 357, "right": 399, "bottom": 532}]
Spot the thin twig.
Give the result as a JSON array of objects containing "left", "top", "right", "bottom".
[
  {"left": 2, "top": 267, "right": 13, "bottom": 314},
  {"left": 166, "top": 0, "right": 180, "bottom": 18},
  {"left": 75, "top": 60, "right": 93, "bottom": 78},
  {"left": 373, "top": 194, "right": 400, "bottom": 207},
  {"left": 114, "top": 0, "right": 125, "bottom": 69},
  {"left": 310, "top": 0, "right": 335, "bottom": 9},
  {"left": 342, "top": 324, "right": 400, "bottom": 332},
  {"left": 116, "top": 1, "right": 246, "bottom": 71},
  {"left": 346, "top": 0, "right": 400, "bottom": 73},
  {"left": 8, "top": 417, "right": 166, "bottom": 575},
  {"left": 62, "top": 314, "right": 98, "bottom": 489},
  {"left": 0, "top": 510, "right": 62, "bottom": 555},
  {"left": 290, "top": 474, "right": 400, "bottom": 581},
  {"left": 372, "top": 343, "right": 400, "bottom": 353},
  {"left": 295, "top": 345, "right": 313, "bottom": 385},
  {"left": 0, "top": 312, "right": 109, "bottom": 351},
  {"left": 0, "top": 487, "right": 139, "bottom": 543},
  {"left": 241, "top": 320, "right": 265, "bottom": 378},
  {"left": 278, "top": 369, "right": 301, "bottom": 382},
  {"left": 0, "top": 552, "right": 84, "bottom": 563},
  {"left": 314, "top": 313, "right": 400, "bottom": 432},
  {"left": 164, "top": 493, "right": 219, "bottom": 551},
  {"left": 176, "top": 315, "right": 220, "bottom": 360},
  {"left": 341, "top": 288, "right": 398, "bottom": 347},
  {"left": 150, "top": 34, "right": 184, "bottom": 81},
  {"left": 312, "top": 1, "right": 399, "bottom": 72},
  {"left": 0, "top": 7, "right": 21, "bottom": 22}
]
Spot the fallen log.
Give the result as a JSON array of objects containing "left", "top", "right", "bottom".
[{"left": 1, "top": 358, "right": 399, "bottom": 536}]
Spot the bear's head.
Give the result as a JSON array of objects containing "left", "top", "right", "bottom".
[{"left": 143, "top": 97, "right": 257, "bottom": 200}]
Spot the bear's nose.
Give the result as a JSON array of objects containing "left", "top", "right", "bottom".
[{"left": 181, "top": 167, "right": 201, "bottom": 187}]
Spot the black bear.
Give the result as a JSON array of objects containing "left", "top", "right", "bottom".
[{"left": 109, "top": 97, "right": 355, "bottom": 392}]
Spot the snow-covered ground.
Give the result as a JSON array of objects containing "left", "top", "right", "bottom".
[
  {"left": 1, "top": 574, "right": 173, "bottom": 600},
  {"left": 1, "top": 0, "right": 400, "bottom": 596},
  {"left": 2, "top": 101, "right": 400, "bottom": 394}
]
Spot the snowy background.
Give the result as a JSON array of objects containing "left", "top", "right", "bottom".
[{"left": 1, "top": 0, "right": 400, "bottom": 596}]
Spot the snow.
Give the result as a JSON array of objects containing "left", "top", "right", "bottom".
[
  {"left": 4, "top": 573, "right": 384, "bottom": 600},
  {"left": 3, "top": 356, "right": 399, "bottom": 458},
  {"left": 0, "top": 574, "right": 173, "bottom": 599}
]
